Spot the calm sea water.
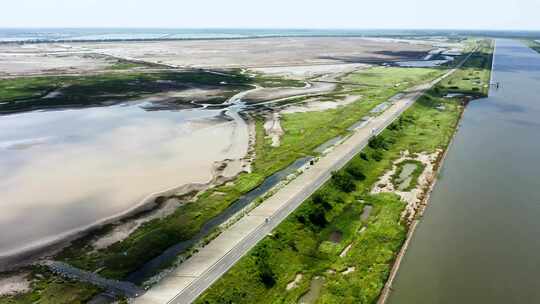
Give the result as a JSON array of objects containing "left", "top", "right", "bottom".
[
  {"left": 0, "top": 28, "right": 393, "bottom": 42},
  {"left": 388, "top": 39, "right": 540, "bottom": 303},
  {"left": 1, "top": 29, "right": 539, "bottom": 43}
]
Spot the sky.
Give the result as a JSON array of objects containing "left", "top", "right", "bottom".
[{"left": 1, "top": 0, "right": 539, "bottom": 30}]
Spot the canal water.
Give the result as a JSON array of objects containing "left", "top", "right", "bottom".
[{"left": 388, "top": 39, "right": 540, "bottom": 303}]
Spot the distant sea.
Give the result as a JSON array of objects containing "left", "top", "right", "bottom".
[
  {"left": 0, "top": 28, "right": 408, "bottom": 43},
  {"left": 0, "top": 28, "right": 539, "bottom": 43}
]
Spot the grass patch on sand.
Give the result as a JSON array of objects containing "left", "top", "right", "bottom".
[
  {"left": 0, "top": 70, "right": 252, "bottom": 113},
  {"left": 391, "top": 160, "right": 425, "bottom": 192},
  {"left": 0, "top": 268, "right": 100, "bottom": 304},
  {"left": 106, "top": 61, "right": 148, "bottom": 70},
  {"left": 439, "top": 39, "right": 494, "bottom": 96}
]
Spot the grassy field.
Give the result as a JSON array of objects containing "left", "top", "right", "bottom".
[
  {"left": 195, "top": 41, "right": 493, "bottom": 304},
  {"left": 439, "top": 39, "right": 494, "bottom": 96},
  {"left": 0, "top": 70, "right": 252, "bottom": 113},
  {"left": 196, "top": 87, "right": 464, "bottom": 304}
]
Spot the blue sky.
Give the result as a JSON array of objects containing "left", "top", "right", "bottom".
[{"left": 1, "top": 0, "right": 539, "bottom": 30}]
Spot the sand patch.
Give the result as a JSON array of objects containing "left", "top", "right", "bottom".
[
  {"left": 251, "top": 63, "right": 368, "bottom": 80},
  {"left": 69, "top": 37, "right": 432, "bottom": 69},
  {"left": 371, "top": 150, "right": 440, "bottom": 223},
  {"left": 263, "top": 112, "right": 284, "bottom": 147},
  {"left": 91, "top": 197, "right": 183, "bottom": 251},
  {"left": 281, "top": 95, "right": 360, "bottom": 114},
  {"left": 341, "top": 267, "right": 356, "bottom": 275},
  {"left": 286, "top": 273, "right": 303, "bottom": 291},
  {"left": 244, "top": 81, "right": 336, "bottom": 104},
  {"left": 0, "top": 272, "right": 31, "bottom": 296},
  {"left": 339, "top": 243, "right": 353, "bottom": 258}
]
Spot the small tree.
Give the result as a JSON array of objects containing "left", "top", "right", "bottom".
[
  {"left": 372, "top": 150, "right": 384, "bottom": 162},
  {"left": 368, "top": 135, "right": 388, "bottom": 150},
  {"left": 360, "top": 152, "right": 369, "bottom": 161},
  {"left": 331, "top": 171, "right": 356, "bottom": 193},
  {"left": 253, "top": 245, "right": 277, "bottom": 288},
  {"left": 308, "top": 206, "right": 328, "bottom": 228},
  {"left": 312, "top": 190, "right": 332, "bottom": 210},
  {"left": 346, "top": 163, "right": 366, "bottom": 181}
]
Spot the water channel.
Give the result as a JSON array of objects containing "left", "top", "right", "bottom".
[{"left": 388, "top": 39, "right": 540, "bottom": 303}]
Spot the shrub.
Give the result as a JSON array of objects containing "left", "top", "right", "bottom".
[
  {"left": 308, "top": 206, "right": 328, "bottom": 228},
  {"left": 253, "top": 245, "right": 277, "bottom": 288},
  {"left": 331, "top": 171, "right": 356, "bottom": 193},
  {"left": 360, "top": 152, "right": 369, "bottom": 161},
  {"left": 312, "top": 191, "right": 333, "bottom": 210},
  {"left": 372, "top": 150, "right": 384, "bottom": 162},
  {"left": 346, "top": 163, "right": 366, "bottom": 181},
  {"left": 368, "top": 135, "right": 388, "bottom": 150},
  {"left": 259, "top": 262, "right": 276, "bottom": 288}
]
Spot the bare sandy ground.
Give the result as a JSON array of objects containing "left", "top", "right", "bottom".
[
  {"left": 0, "top": 37, "right": 433, "bottom": 76},
  {"left": 371, "top": 150, "right": 440, "bottom": 223},
  {"left": 0, "top": 272, "right": 30, "bottom": 296},
  {"left": 91, "top": 198, "right": 183, "bottom": 251},
  {"left": 0, "top": 49, "right": 114, "bottom": 76},
  {"left": 263, "top": 112, "right": 283, "bottom": 147},
  {"left": 69, "top": 37, "right": 431, "bottom": 69},
  {"left": 286, "top": 273, "right": 303, "bottom": 290},
  {"left": 280, "top": 95, "right": 360, "bottom": 114},
  {"left": 243, "top": 81, "right": 336, "bottom": 103},
  {"left": 250, "top": 63, "right": 369, "bottom": 80}
]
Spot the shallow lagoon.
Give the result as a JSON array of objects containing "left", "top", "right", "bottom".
[{"left": 0, "top": 102, "right": 248, "bottom": 259}]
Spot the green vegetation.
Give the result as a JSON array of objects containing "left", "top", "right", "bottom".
[
  {"left": 525, "top": 39, "right": 540, "bottom": 54},
  {"left": 195, "top": 40, "right": 494, "bottom": 304},
  {"left": 391, "top": 159, "right": 425, "bottom": 192},
  {"left": 0, "top": 268, "right": 100, "bottom": 304},
  {"left": 343, "top": 66, "right": 441, "bottom": 88},
  {"left": 251, "top": 73, "right": 306, "bottom": 88},
  {"left": 107, "top": 61, "right": 147, "bottom": 70},
  {"left": 56, "top": 66, "right": 445, "bottom": 281},
  {"left": 196, "top": 86, "right": 464, "bottom": 304},
  {"left": 0, "top": 39, "right": 495, "bottom": 304},
  {"left": 0, "top": 70, "right": 252, "bottom": 113},
  {"left": 440, "top": 39, "right": 494, "bottom": 96}
]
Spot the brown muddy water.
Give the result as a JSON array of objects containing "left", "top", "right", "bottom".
[
  {"left": 388, "top": 40, "right": 540, "bottom": 303},
  {"left": 0, "top": 101, "right": 249, "bottom": 263}
]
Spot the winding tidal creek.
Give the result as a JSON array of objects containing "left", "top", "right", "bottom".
[{"left": 388, "top": 40, "right": 540, "bottom": 303}]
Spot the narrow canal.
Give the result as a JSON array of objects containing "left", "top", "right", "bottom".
[{"left": 388, "top": 39, "right": 540, "bottom": 303}]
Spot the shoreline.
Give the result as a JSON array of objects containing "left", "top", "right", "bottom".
[
  {"left": 0, "top": 34, "right": 424, "bottom": 46},
  {"left": 376, "top": 96, "right": 472, "bottom": 304},
  {"left": 0, "top": 110, "right": 255, "bottom": 273},
  {"left": 0, "top": 168, "right": 226, "bottom": 272}
]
